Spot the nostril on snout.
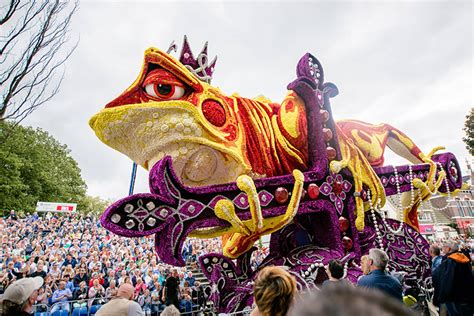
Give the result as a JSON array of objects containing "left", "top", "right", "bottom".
[{"left": 201, "top": 99, "right": 226, "bottom": 127}]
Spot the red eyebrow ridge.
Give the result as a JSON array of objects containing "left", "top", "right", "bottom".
[{"left": 143, "top": 68, "right": 184, "bottom": 86}]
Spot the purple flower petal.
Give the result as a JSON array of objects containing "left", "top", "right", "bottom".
[
  {"left": 320, "top": 182, "right": 332, "bottom": 195},
  {"left": 342, "top": 180, "right": 352, "bottom": 192}
]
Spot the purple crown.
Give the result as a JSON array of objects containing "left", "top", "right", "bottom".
[{"left": 167, "top": 35, "right": 217, "bottom": 84}]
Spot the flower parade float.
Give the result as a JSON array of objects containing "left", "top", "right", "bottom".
[{"left": 90, "top": 37, "right": 463, "bottom": 313}]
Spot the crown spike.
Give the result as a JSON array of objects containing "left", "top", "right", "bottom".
[
  {"left": 175, "top": 35, "right": 217, "bottom": 83},
  {"left": 167, "top": 40, "right": 177, "bottom": 54},
  {"left": 200, "top": 41, "right": 209, "bottom": 55},
  {"left": 206, "top": 56, "right": 217, "bottom": 77},
  {"left": 179, "top": 35, "right": 196, "bottom": 65}
]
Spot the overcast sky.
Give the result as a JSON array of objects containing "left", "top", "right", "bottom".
[{"left": 22, "top": 0, "right": 472, "bottom": 202}]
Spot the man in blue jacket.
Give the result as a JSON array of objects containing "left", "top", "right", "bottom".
[
  {"left": 61, "top": 253, "right": 77, "bottom": 268},
  {"left": 357, "top": 248, "right": 403, "bottom": 301}
]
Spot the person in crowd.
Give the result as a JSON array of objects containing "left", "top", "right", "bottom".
[
  {"left": 42, "top": 274, "right": 55, "bottom": 298},
  {"left": 49, "top": 262, "right": 61, "bottom": 280},
  {"left": 433, "top": 240, "right": 474, "bottom": 316},
  {"left": 96, "top": 283, "right": 144, "bottom": 316},
  {"left": 185, "top": 271, "right": 195, "bottom": 287},
  {"left": 91, "top": 263, "right": 103, "bottom": 280},
  {"left": 5, "top": 261, "right": 20, "bottom": 281},
  {"left": 157, "top": 270, "right": 166, "bottom": 286},
  {"left": 0, "top": 271, "right": 9, "bottom": 294},
  {"left": 132, "top": 269, "right": 143, "bottom": 286},
  {"left": 103, "top": 270, "right": 116, "bottom": 289},
  {"left": 250, "top": 266, "right": 297, "bottom": 316},
  {"left": 192, "top": 281, "right": 205, "bottom": 310},
  {"left": 124, "top": 276, "right": 133, "bottom": 285},
  {"left": 105, "top": 279, "right": 118, "bottom": 299},
  {"left": 429, "top": 244, "right": 442, "bottom": 271},
  {"left": 73, "top": 281, "right": 88, "bottom": 309},
  {"left": 36, "top": 285, "right": 51, "bottom": 311},
  {"left": 289, "top": 283, "right": 415, "bottom": 316},
  {"left": 9, "top": 210, "right": 17, "bottom": 221},
  {"left": 144, "top": 270, "right": 154, "bottom": 286},
  {"left": 118, "top": 269, "right": 128, "bottom": 285},
  {"left": 135, "top": 277, "right": 147, "bottom": 298},
  {"left": 62, "top": 253, "right": 77, "bottom": 268},
  {"left": 163, "top": 269, "right": 180, "bottom": 310},
  {"left": 30, "top": 260, "right": 47, "bottom": 279},
  {"left": 89, "top": 272, "right": 104, "bottom": 288},
  {"left": 88, "top": 278, "right": 106, "bottom": 307},
  {"left": 51, "top": 280, "right": 73, "bottom": 313},
  {"left": 63, "top": 264, "right": 75, "bottom": 278},
  {"left": 63, "top": 274, "right": 75, "bottom": 293},
  {"left": 147, "top": 275, "right": 158, "bottom": 291},
  {"left": 0, "top": 276, "right": 43, "bottom": 316},
  {"left": 161, "top": 305, "right": 180, "bottom": 316},
  {"left": 73, "top": 266, "right": 89, "bottom": 287},
  {"left": 137, "top": 288, "right": 152, "bottom": 315},
  {"left": 178, "top": 272, "right": 186, "bottom": 287},
  {"left": 15, "top": 265, "right": 30, "bottom": 280},
  {"left": 459, "top": 242, "right": 472, "bottom": 262},
  {"left": 357, "top": 248, "right": 402, "bottom": 301},
  {"left": 360, "top": 255, "right": 370, "bottom": 275},
  {"left": 151, "top": 282, "right": 165, "bottom": 315},
  {"left": 322, "top": 259, "right": 351, "bottom": 287},
  {"left": 180, "top": 281, "right": 193, "bottom": 314}
]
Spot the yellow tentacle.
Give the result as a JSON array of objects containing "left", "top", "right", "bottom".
[
  {"left": 214, "top": 199, "right": 251, "bottom": 235},
  {"left": 236, "top": 175, "right": 263, "bottom": 232}
]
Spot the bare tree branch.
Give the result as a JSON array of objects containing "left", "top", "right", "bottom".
[
  {"left": 0, "top": 0, "right": 21, "bottom": 25},
  {"left": 0, "top": 0, "right": 79, "bottom": 130}
]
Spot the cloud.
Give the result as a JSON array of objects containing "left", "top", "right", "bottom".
[{"left": 21, "top": 2, "right": 472, "bottom": 201}]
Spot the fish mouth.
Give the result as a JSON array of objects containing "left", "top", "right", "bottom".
[
  {"left": 90, "top": 102, "right": 250, "bottom": 186},
  {"left": 146, "top": 141, "right": 247, "bottom": 187}
]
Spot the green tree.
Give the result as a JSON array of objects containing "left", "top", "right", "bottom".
[
  {"left": 463, "top": 108, "right": 474, "bottom": 156},
  {"left": 78, "top": 195, "right": 112, "bottom": 216},
  {"left": 0, "top": 121, "right": 86, "bottom": 213}
]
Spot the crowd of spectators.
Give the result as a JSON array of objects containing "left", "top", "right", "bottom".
[
  {"left": 0, "top": 211, "right": 259, "bottom": 314},
  {"left": 1, "top": 210, "right": 472, "bottom": 316}
]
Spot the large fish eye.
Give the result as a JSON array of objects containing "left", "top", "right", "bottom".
[
  {"left": 143, "top": 68, "right": 187, "bottom": 101},
  {"left": 144, "top": 83, "right": 185, "bottom": 100}
]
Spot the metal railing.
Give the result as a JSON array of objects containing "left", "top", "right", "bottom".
[
  {"left": 33, "top": 297, "right": 219, "bottom": 315},
  {"left": 34, "top": 298, "right": 105, "bottom": 315}
]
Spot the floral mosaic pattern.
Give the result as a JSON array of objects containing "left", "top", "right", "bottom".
[{"left": 320, "top": 173, "right": 351, "bottom": 215}]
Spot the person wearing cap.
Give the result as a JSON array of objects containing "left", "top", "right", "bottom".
[
  {"left": 96, "top": 283, "right": 144, "bottom": 316},
  {"left": 0, "top": 276, "right": 43, "bottom": 316}
]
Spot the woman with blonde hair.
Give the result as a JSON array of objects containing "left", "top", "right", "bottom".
[
  {"left": 62, "top": 265, "right": 74, "bottom": 279},
  {"left": 251, "top": 266, "right": 297, "bottom": 316},
  {"left": 88, "top": 279, "right": 105, "bottom": 308}
]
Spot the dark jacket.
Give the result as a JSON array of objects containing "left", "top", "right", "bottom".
[
  {"left": 192, "top": 285, "right": 205, "bottom": 306},
  {"left": 62, "top": 257, "right": 78, "bottom": 268},
  {"left": 432, "top": 252, "right": 474, "bottom": 306},
  {"left": 357, "top": 269, "right": 403, "bottom": 301},
  {"left": 73, "top": 287, "right": 88, "bottom": 301},
  {"left": 73, "top": 273, "right": 89, "bottom": 287},
  {"left": 30, "top": 270, "right": 47, "bottom": 279}
]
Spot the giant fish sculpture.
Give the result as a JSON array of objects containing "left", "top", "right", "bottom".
[{"left": 90, "top": 37, "right": 463, "bottom": 312}]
